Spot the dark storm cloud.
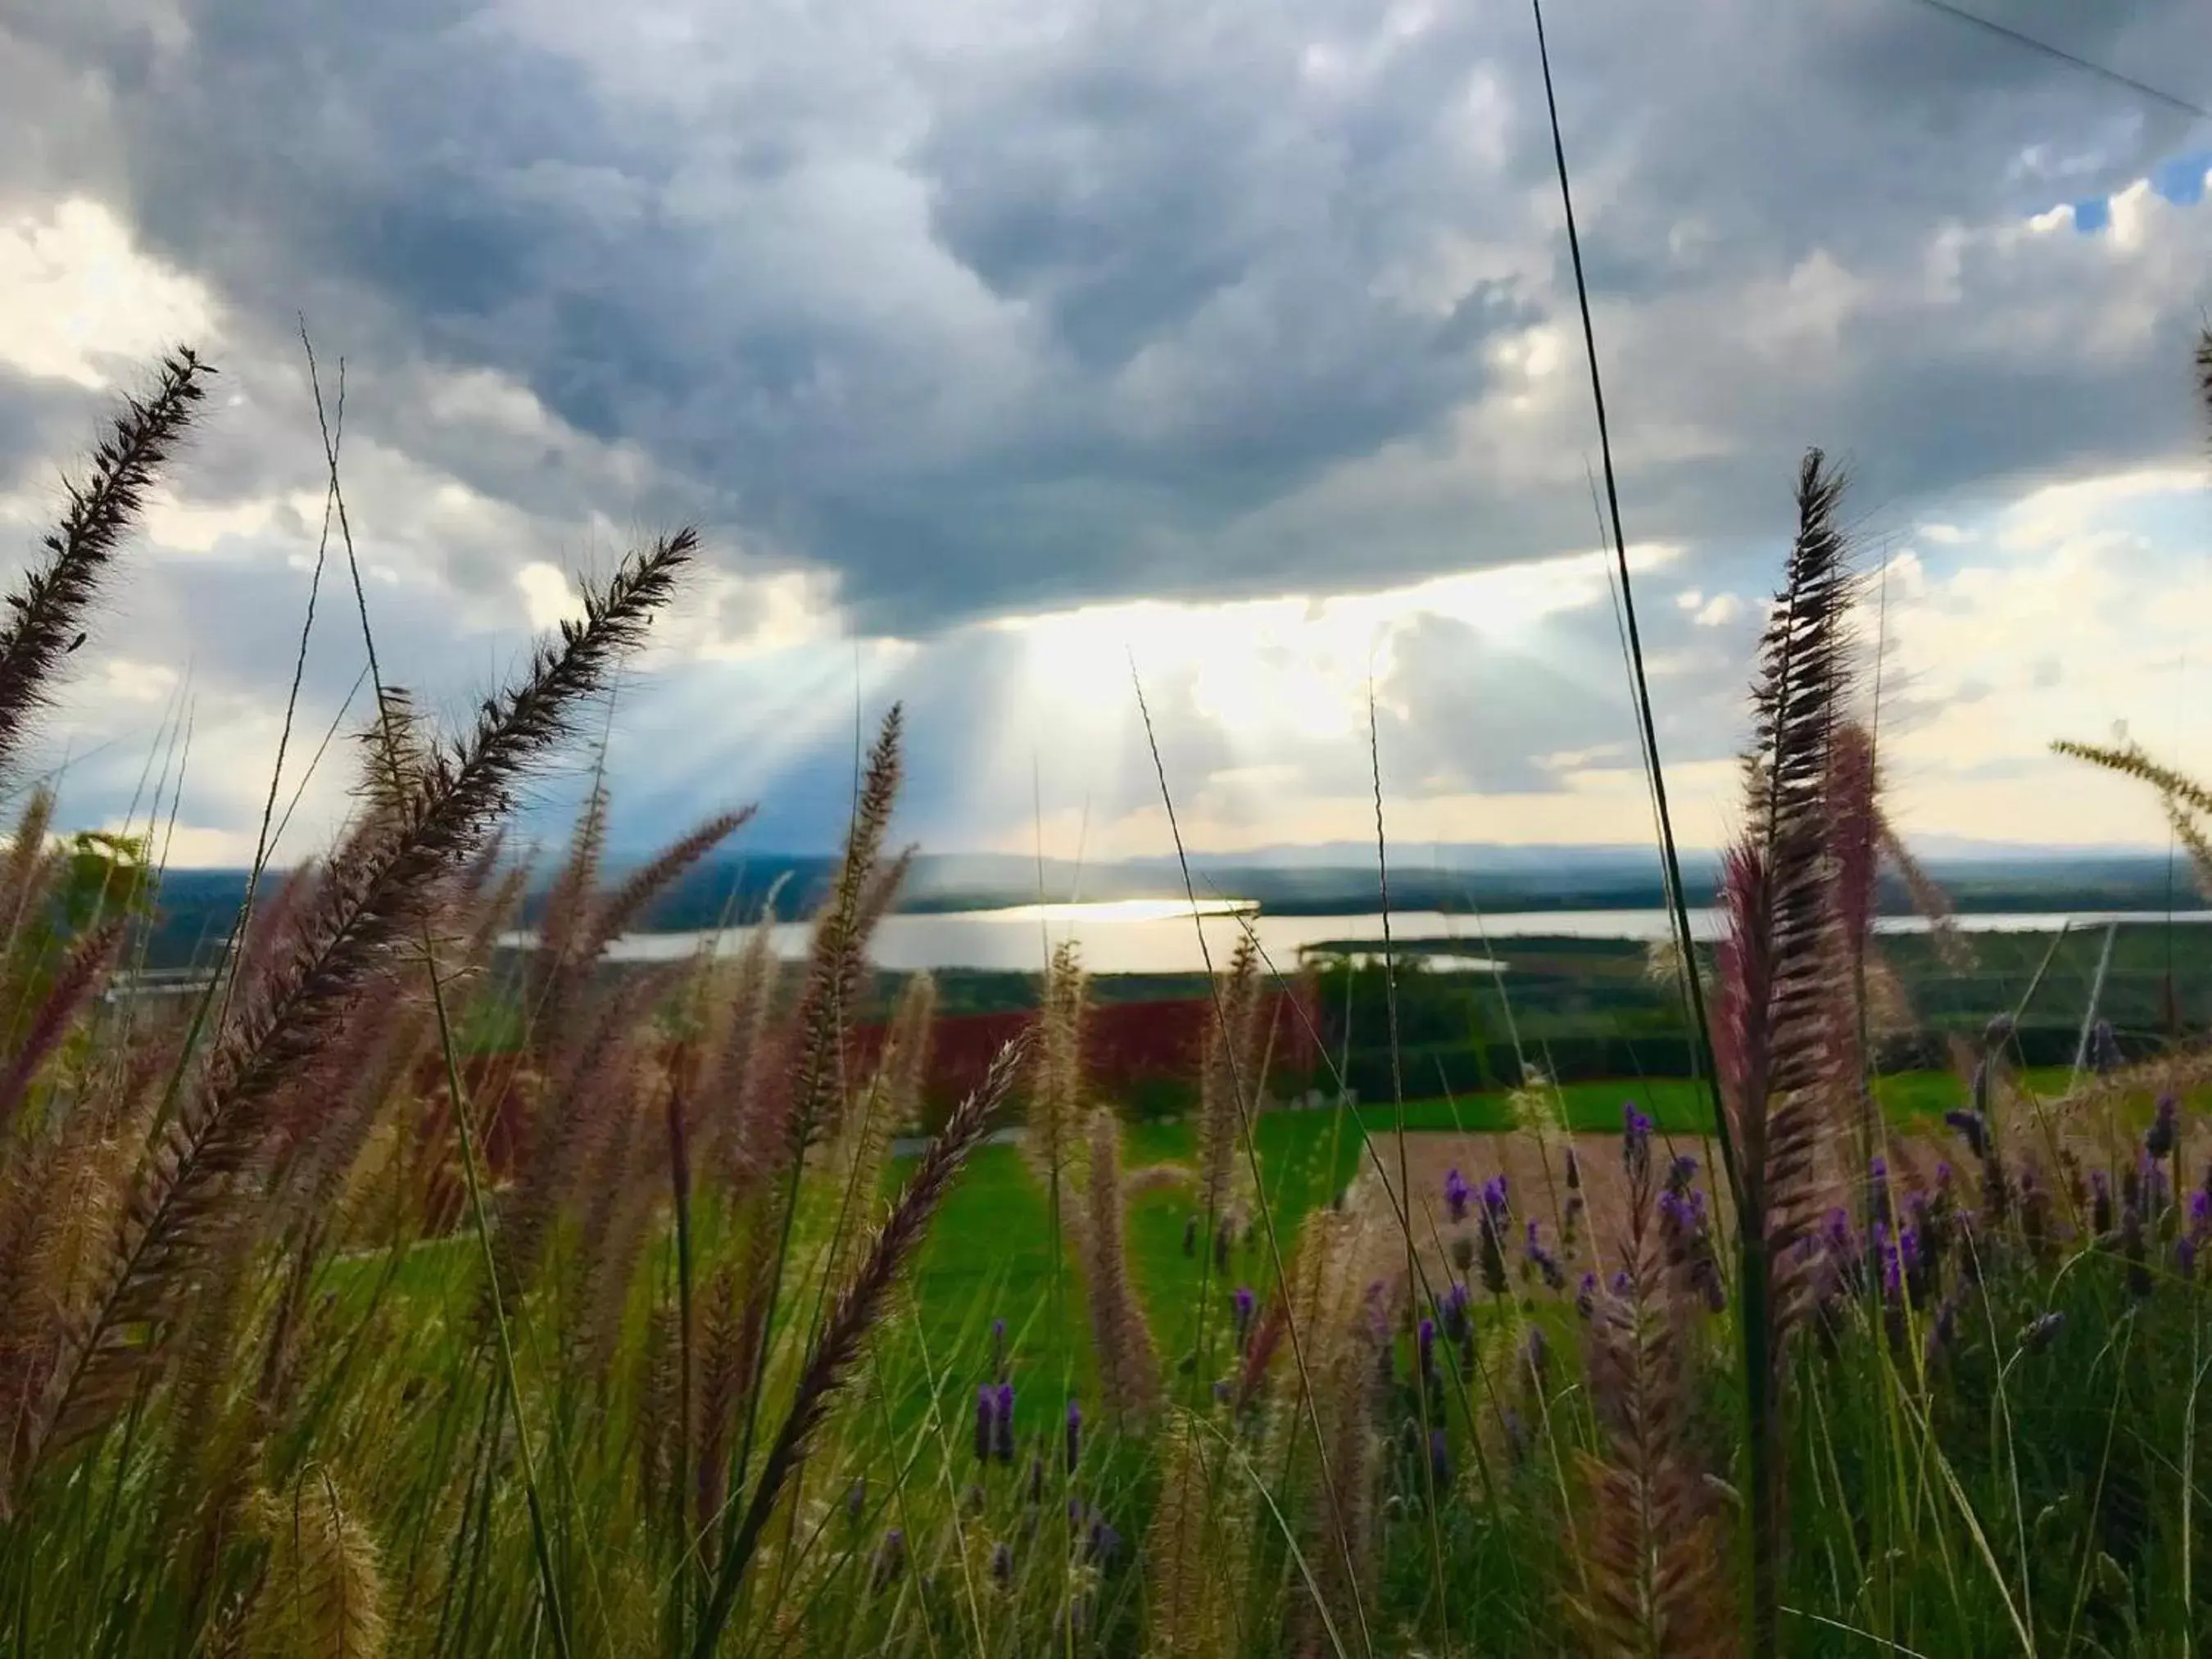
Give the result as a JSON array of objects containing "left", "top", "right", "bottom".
[{"left": 10, "top": 0, "right": 2205, "bottom": 638}]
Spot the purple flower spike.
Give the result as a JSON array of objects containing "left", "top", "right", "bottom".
[
  {"left": 1575, "top": 1271, "right": 1598, "bottom": 1320},
  {"left": 1231, "top": 1285, "right": 1257, "bottom": 1345},
  {"left": 1444, "top": 1167, "right": 1471, "bottom": 1224},
  {"left": 1064, "top": 1398, "right": 1082, "bottom": 1471},
  {"left": 1417, "top": 1317, "right": 1437, "bottom": 1379},
  {"left": 1623, "top": 1104, "right": 1653, "bottom": 1175},
  {"left": 1943, "top": 1108, "right": 1988, "bottom": 1160},
  {"left": 975, "top": 1385, "right": 994, "bottom": 1464},
  {"left": 1429, "top": 1427, "right": 1451, "bottom": 1487},
  {"left": 993, "top": 1382, "right": 1016, "bottom": 1463},
  {"left": 2148, "top": 1093, "right": 2179, "bottom": 1160},
  {"left": 1480, "top": 1173, "right": 1510, "bottom": 1219}
]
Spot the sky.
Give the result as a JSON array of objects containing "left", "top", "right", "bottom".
[{"left": 0, "top": 0, "right": 2210, "bottom": 870}]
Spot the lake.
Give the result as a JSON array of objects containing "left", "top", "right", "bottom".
[{"left": 552, "top": 899, "right": 2212, "bottom": 977}]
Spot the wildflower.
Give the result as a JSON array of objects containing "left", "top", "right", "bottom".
[
  {"left": 1429, "top": 1426, "right": 1451, "bottom": 1488},
  {"left": 2089, "top": 1018, "right": 2123, "bottom": 1075},
  {"left": 2024, "top": 1311, "right": 2065, "bottom": 1353},
  {"left": 1575, "top": 1271, "right": 1598, "bottom": 1321},
  {"left": 1444, "top": 1167, "right": 1471, "bottom": 1224},
  {"left": 1523, "top": 1218, "right": 1567, "bottom": 1291},
  {"left": 1924, "top": 1293, "right": 1958, "bottom": 1367},
  {"left": 1086, "top": 1515, "right": 1122, "bottom": 1565},
  {"left": 1231, "top": 1285, "right": 1256, "bottom": 1347},
  {"left": 871, "top": 1527, "right": 907, "bottom": 1593},
  {"left": 1666, "top": 1154, "right": 1698, "bottom": 1194},
  {"left": 1439, "top": 1281, "right": 1471, "bottom": 1344},
  {"left": 1478, "top": 1211, "right": 1508, "bottom": 1297},
  {"left": 2122, "top": 1205, "right": 2152, "bottom": 1299},
  {"left": 994, "top": 1382, "right": 1016, "bottom": 1463},
  {"left": 975, "top": 1385, "right": 994, "bottom": 1464},
  {"left": 1944, "top": 1108, "right": 1988, "bottom": 1160},
  {"left": 1623, "top": 1103, "right": 1652, "bottom": 1176},
  {"left": 1480, "top": 1173, "right": 1510, "bottom": 1221},
  {"left": 1417, "top": 1317, "right": 1437, "bottom": 1380},
  {"left": 2191, "top": 1188, "right": 2211, "bottom": 1244},
  {"left": 990, "top": 1541, "right": 1014, "bottom": 1586},
  {"left": 1064, "top": 1398, "right": 1081, "bottom": 1471}
]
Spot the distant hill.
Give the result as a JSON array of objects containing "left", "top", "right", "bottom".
[{"left": 137, "top": 841, "right": 2201, "bottom": 968}]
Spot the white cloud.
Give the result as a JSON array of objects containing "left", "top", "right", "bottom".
[
  {"left": 1917, "top": 522, "right": 1969, "bottom": 545},
  {"left": 1690, "top": 593, "right": 1743, "bottom": 628},
  {"left": 0, "top": 197, "right": 220, "bottom": 388},
  {"left": 514, "top": 561, "right": 585, "bottom": 631}
]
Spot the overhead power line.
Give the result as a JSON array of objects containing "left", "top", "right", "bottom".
[{"left": 1902, "top": 0, "right": 2211, "bottom": 123}]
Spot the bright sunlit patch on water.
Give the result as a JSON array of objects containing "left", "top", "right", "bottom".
[{"left": 982, "top": 897, "right": 1256, "bottom": 922}]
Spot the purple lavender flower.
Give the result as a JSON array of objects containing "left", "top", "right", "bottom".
[
  {"left": 1064, "top": 1398, "right": 1081, "bottom": 1471},
  {"left": 1944, "top": 1109, "right": 1988, "bottom": 1160},
  {"left": 2190, "top": 1189, "right": 2211, "bottom": 1242},
  {"left": 2123, "top": 1205, "right": 2152, "bottom": 1299},
  {"left": 1439, "top": 1281, "right": 1471, "bottom": 1343},
  {"left": 1429, "top": 1427, "right": 1451, "bottom": 1487},
  {"left": 994, "top": 1382, "right": 1016, "bottom": 1463},
  {"left": 1524, "top": 1229, "right": 1567, "bottom": 1293},
  {"left": 1623, "top": 1104, "right": 1653, "bottom": 1176},
  {"left": 1444, "top": 1167, "right": 1471, "bottom": 1224},
  {"left": 2089, "top": 1018, "right": 2122, "bottom": 1075},
  {"left": 975, "top": 1385, "right": 995, "bottom": 1464},
  {"left": 1480, "top": 1173, "right": 1510, "bottom": 1220},
  {"left": 1231, "top": 1285, "right": 1257, "bottom": 1346},
  {"left": 872, "top": 1528, "right": 907, "bottom": 1593},
  {"left": 1417, "top": 1317, "right": 1437, "bottom": 1380},
  {"left": 2149, "top": 1094, "right": 2179, "bottom": 1161},
  {"left": 1576, "top": 1271, "right": 1598, "bottom": 1320},
  {"left": 1666, "top": 1154, "right": 1698, "bottom": 1195},
  {"left": 1086, "top": 1515, "right": 1122, "bottom": 1564}
]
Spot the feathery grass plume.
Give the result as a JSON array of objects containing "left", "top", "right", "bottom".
[
  {"left": 694, "top": 1262, "right": 746, "bottom": 1532},
  {"left": 2053, "top": 739, "right": 2212, "bottom": 898},
  {"left": 1271, "top": 1206, "right": 1385, "bottom": 1659},
  {"left": 691, "top": 1038, "right": 1026, "bottom": 1656},
  {"left": 7, "top": 531, "right": 695, "bottom": 1504},
  {"left": 0, "top": 348, "right": 211, "bottom": 778},
  {"left": 535, "top": 770, "right": 610, "bottom": 1007},
  {"left": 573, "top": 1072, "right": 669, "bottom": 1381},
  {"left": 352, "top": 685, "right": 433, "bottom": 832},
  {"left": 578, "top": 805, "right": 756, "bottom": 968},
  {"left": 236, "top": 1471, "right": 388, "bottom": 1659},
  {"left": 1876, "top": 819, "right": 1973, "bottom": 973},
  {"left": 830, "top": 969, "right": 935, "bottom": 1215},
  {"left": 776, "top": 705, "right": 904, "bottom": 1172},
  {"left": 0, "top": 783, "right": 56, "bottom": 947},
  {"left": 700, "top": 876, "right": 788, "bottom": 1189},
  {"left": 0, "top": 914, "right": 124, "bottom": 1135},
  {"left": 1716, "top": 448, "right": 1856, "bottom": 1648},
  {"left": 1027, "top": 941, "right": 1088, "bottom": 1190},
  {"left": 491, "top": 975, "right": 660, "bottom": 1308},
  {"left": 1081, "top": 1103, "right": 1163, "bottom": 1421},
  {"left": 1194, "top": 934, "right": 1263, "bottom": 1232},
  {"left": 1144, "top": 1409, "right": 1249, "bottom": 1659},
  {"left": 1569, "top": 1137, "right": 1734, "bottom": 1659}
]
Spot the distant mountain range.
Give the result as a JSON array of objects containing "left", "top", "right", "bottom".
[{"left": 138, "top": 841, "right": 2201, "bottom": 968}]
